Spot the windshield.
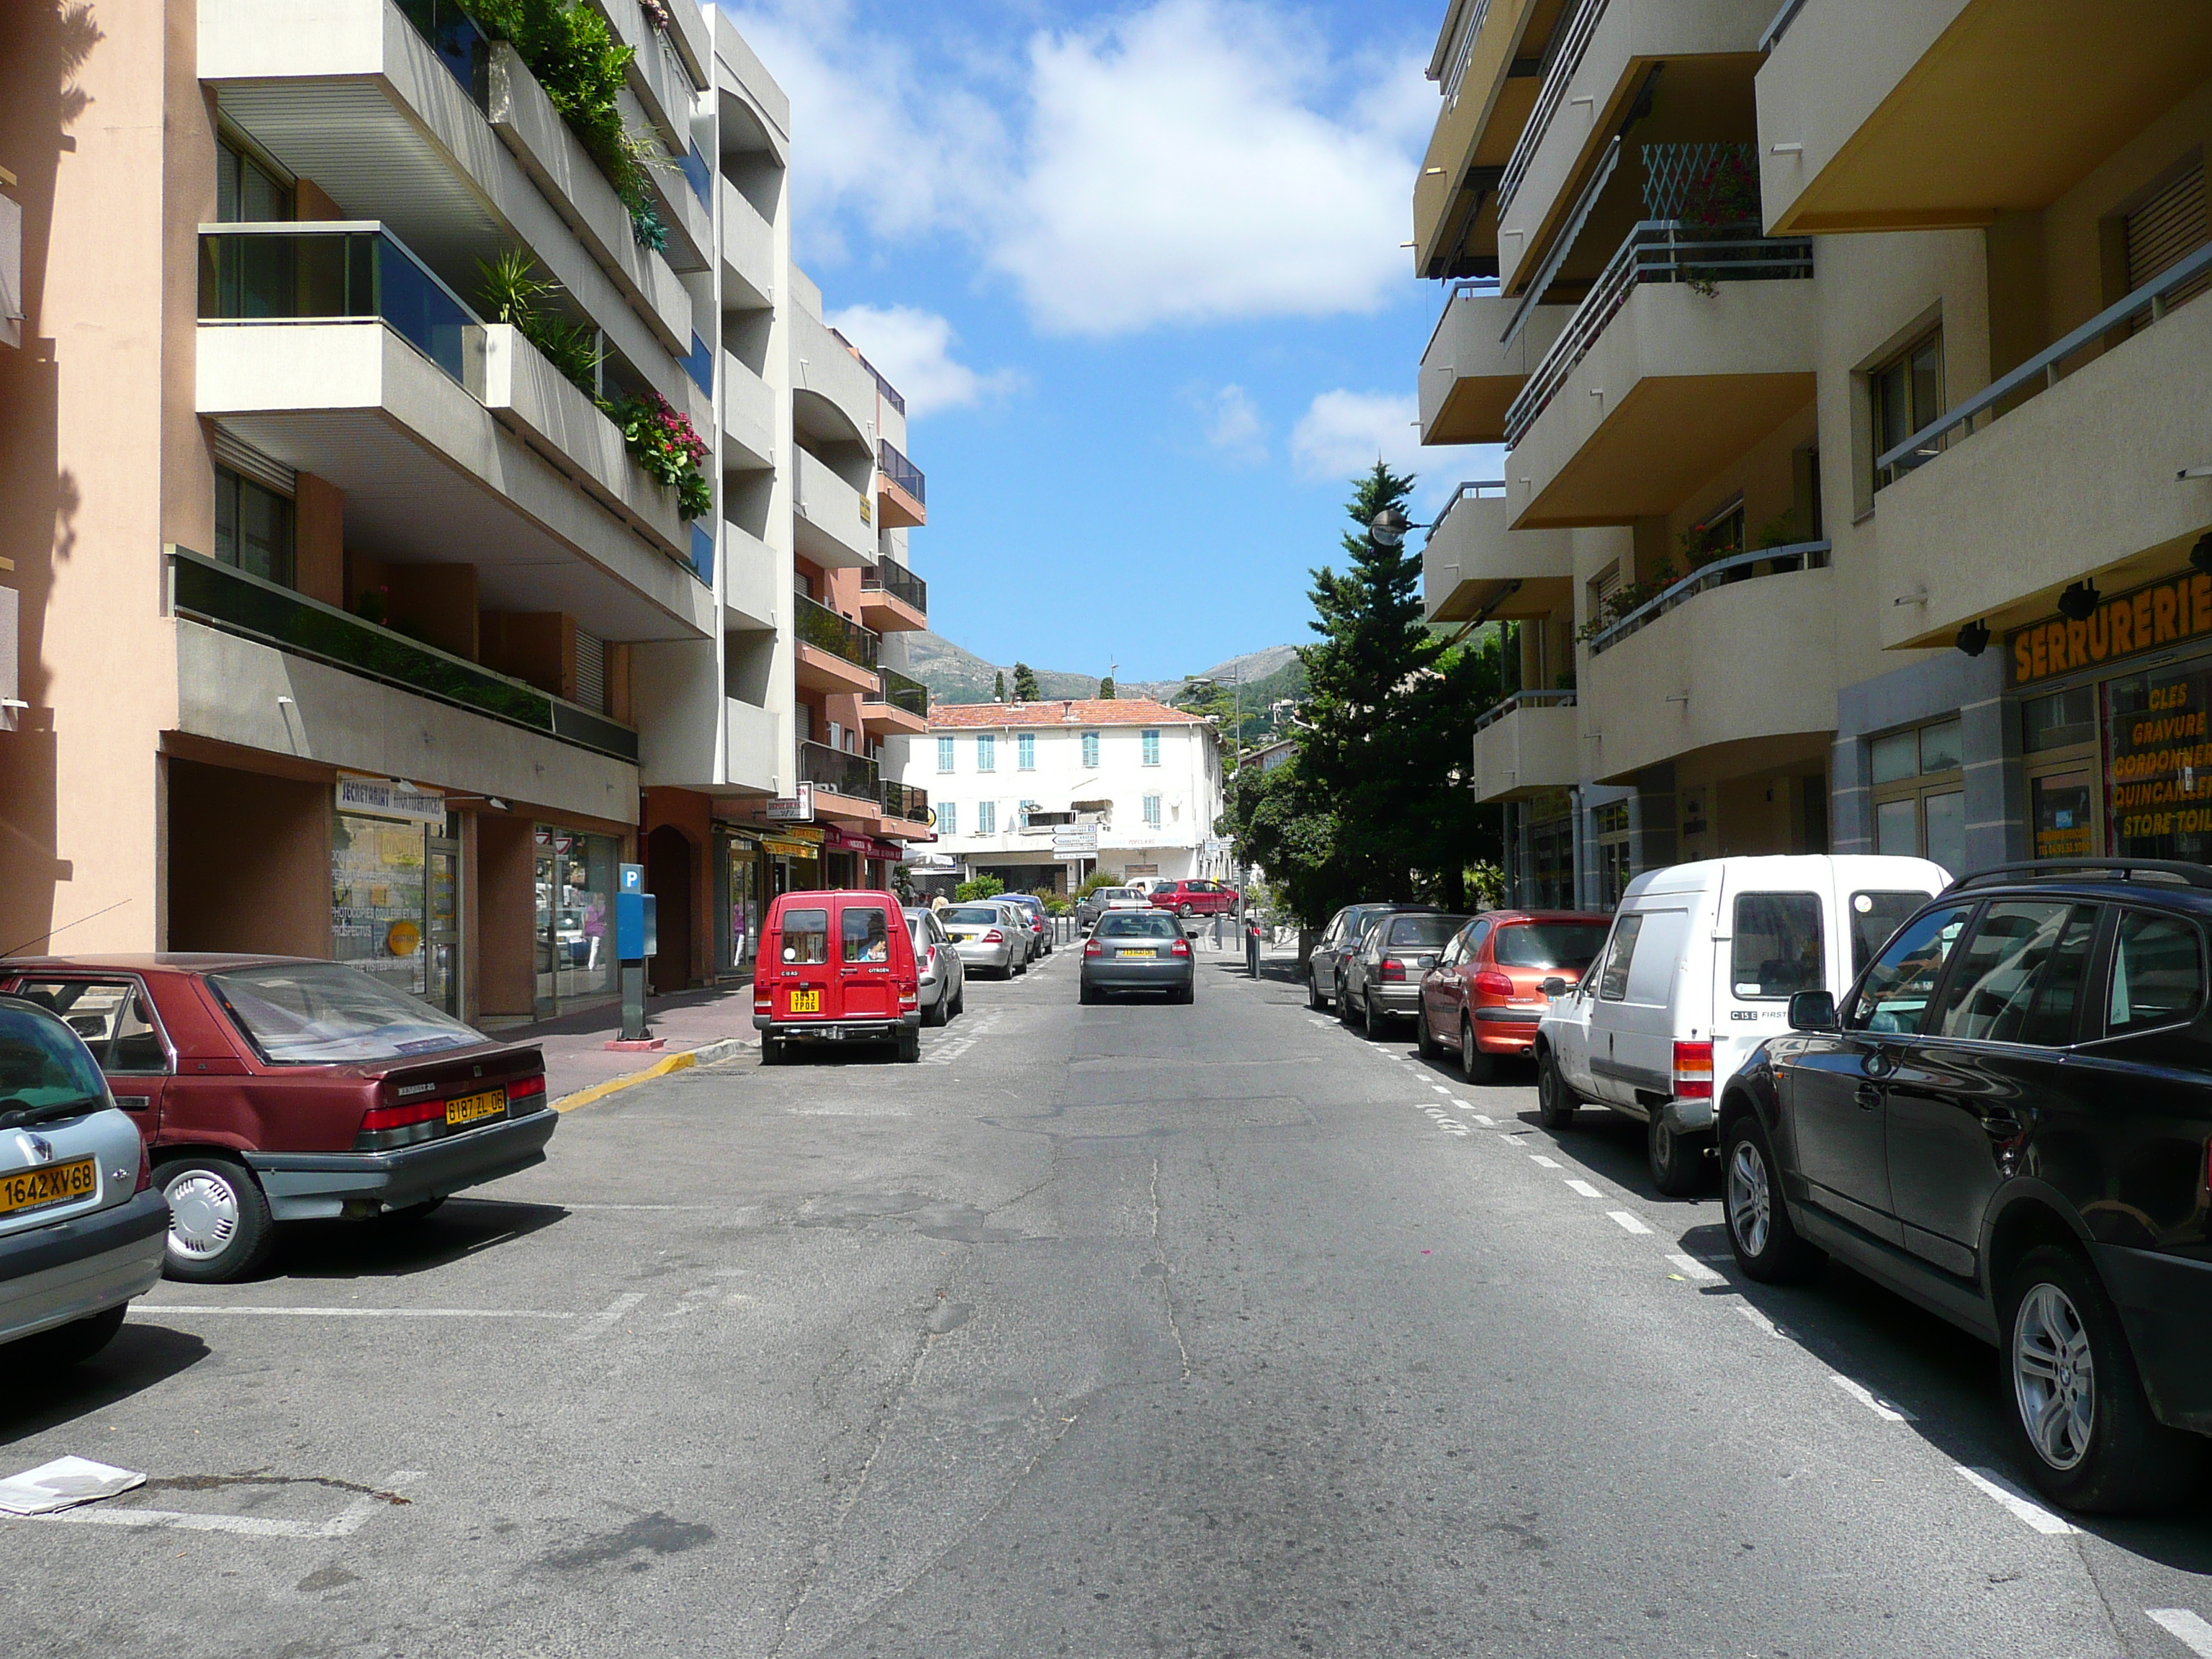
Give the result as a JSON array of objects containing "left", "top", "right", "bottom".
[
  {"left": 1385, "top": 914, "right": 1466, "bottom": 950},
  {"left": 1494, "top": 922, "right": 1611, "bottom": 971},
  {"left": 944, "top": 907, "right": 1002, "bottom": 925},
  {"left": 0, "top": 1003, "right": 109, "bottom": 1115},
  {"left": 1098, "top": 912, "right": 1179, "bottom": 939},
  {"left": 207, "top": 963, "right": 487, "bottom": 1064}
]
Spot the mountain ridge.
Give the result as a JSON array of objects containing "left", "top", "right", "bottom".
[{"left": 899, "top": 631, "right": 1301, "bottom": 707}]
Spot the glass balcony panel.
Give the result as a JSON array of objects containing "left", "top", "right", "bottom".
[
  {"left": 860, "top": 558, "right": 927, "bottom": 615},
  {"left": 199, "top": 229, "right": 478, "bottom": 388},
  {"left": 873, "top": 667, "right": 928, "bottom": 719},
  {"left": 792, "top": 591, "right": 879, "bottom": 670},
  {"left": 799, "top": 739, "right": 878, "bottom": 799},
  {"left": 393, "top": 0, "right": 492, "bottom": 107}
]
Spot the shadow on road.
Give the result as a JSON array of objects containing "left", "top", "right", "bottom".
[
  {"left": 0, "top": 1321, "right": 210, "bottom": 1447},
  {"left": 270, "top": 1196, "right": 570, "bottom": 1282}
]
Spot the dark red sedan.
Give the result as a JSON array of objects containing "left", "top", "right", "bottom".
[
  {"left": 1418, "top": 911, "right": 1611, "bottom": 1083},
  {"left": 0, "top": 956, "right": 554, "bottom": 1282}
]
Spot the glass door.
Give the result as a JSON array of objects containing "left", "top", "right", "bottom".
[
  {"left": 425, "top": 825, "right": 462, "bottom": 1017},
  {"left": 534, "top": 842, "right": 560, "bottom": 1018}
]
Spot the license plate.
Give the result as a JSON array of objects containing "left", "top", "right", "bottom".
[
  {"left": 789, "top": 989, "right": 822, "bottom": 1014},
  {"left": 1120, "top": 948, "right": 1158, "bottom": 959},
  {"left": 446, "top": 1089, "right": 506, "bottom": 1128},
  {"left": 0, "top": 1156, "right": 96, "bottom": 1217}
]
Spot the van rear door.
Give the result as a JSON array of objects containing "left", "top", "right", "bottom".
[
  {"left": 835, "top": 897, "right": 899, "bottom": 1020},
  {"left": 1713, "top": 875, "right": 1828, "bottom": 1092},
  {"left": 1589, "top": 904, "right": 1691, "bottom": 1108},
  {"left": 775, "top": 902, "right": 835, "bottom": 1022}
]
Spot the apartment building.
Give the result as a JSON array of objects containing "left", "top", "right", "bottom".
[
  {"left": 894, "top": 701, "right": 1225, "bottom": 893},
  {"left": 0, "top": 0, "right": 933, "bottom": 1020},
  {"left": 1414, "top": 0, "right": 2212, "bottom": 902}
]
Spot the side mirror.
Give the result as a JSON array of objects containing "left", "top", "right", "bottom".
[
  {"left": 1539, "top": 976, "right": 1569, "bottom": 998},
  {"left": 1788, "top": 990, "right": 1839, "bottom": 1033}
]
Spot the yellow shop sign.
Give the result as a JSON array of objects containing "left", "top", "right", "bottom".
[{"left": 2010, "top": 570, "right": 2212, "bottom": 688}]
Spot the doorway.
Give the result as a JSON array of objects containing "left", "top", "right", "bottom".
[{"left": 647, "top": 824, "right": 694, "bottom": 995}]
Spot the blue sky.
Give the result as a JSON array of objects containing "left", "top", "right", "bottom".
[{"left": 721, "top": 0, "right": 1502, "bottom": 682}]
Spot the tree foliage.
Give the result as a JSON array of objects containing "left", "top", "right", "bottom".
[
  {"left": 1012, "top": 662, "right": 1040, "bottom": 701},
  {"left": 993, "top": 670, "right": 1006, "bottom": 701},
  {"left": 1096, "top": 675, "right": 1115, "bottom": 700}
]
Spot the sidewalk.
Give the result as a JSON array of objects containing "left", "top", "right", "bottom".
[{"left": 498, "top": 984, "right": 759, "bottom": 1106}]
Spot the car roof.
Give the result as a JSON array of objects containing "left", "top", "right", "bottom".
[
  {"left": 1480, "top": 910, "right": 1614, "bottom": 924},
  {"left": 1, "top": 953, "right": 319, "bottom": 975}
]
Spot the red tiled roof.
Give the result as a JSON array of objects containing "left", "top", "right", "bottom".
[{"left": 927, "top": 698, "right": 1205, "bottom": 730}]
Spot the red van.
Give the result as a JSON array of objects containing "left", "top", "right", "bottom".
[{"left": 752, "top": 890, "right": 923, "bottom": 1064}]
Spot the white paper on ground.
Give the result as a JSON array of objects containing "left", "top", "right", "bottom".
[{"left": 0, "top": 1457, "right": 147, "bottom": 1515}]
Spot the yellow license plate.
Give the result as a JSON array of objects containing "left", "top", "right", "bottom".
[
  {"left": 446, "top": 1089, "right": 507, "bottom": 1128},
  {"left": 789, "top": 989, "right": 822, "bottom": 1014},
  {"left": 0, "top": 1156, "right": 96, "bottom": 1216},
  {"left": 1121, "top": 948, "right": 1158, "bottom": 959}
]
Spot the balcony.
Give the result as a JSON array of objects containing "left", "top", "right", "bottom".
[
  {"left": 793, "top": 305, "right": 881, "bottom": 451},
  {"left": 724, "top": 696, "right": 780, "bottom": 796},
  {"left": 876, "top": 439, "right": 926, "bottom": 529},
  {"left": 1503, "top": 221, "right": 1814, "bottom": 529},
  {"left": 720, "top": 176, "right": 776, "bottom": 310},
  {"left": 1422, "top": 482, "right": 1574, "bottom": 624},
  {"left": 1421, "top": 282, "right": 1570, "bottom": 446},
  {"left": 1410, "top": 0, "right": 1539, "bottom": 281},
  {"left": 878, "top": 781, "right": 932, "bottom": 835},
  {"left": 722, "top": 522, "right": 778, "bottom": 633},
  {"left": 858, "top": 558, "right": 927, "bottom": 632},
  {"left": 794, "top": 449, "right": 876, "bottom": 570},
  {"left": 835, "top": 330, "right": 906, "bottom": 416},
  {"left": 800, "top": 740, "right": 880, "bottom": 817},
  {"left": 1470, "top": 691, "right": 1581, "bottom": 802},
  {"left": 791, "top": 593, "right": 880, "bottom": 696},
  {"left": 861, "top": 667, "right": 929, "bottom": 737},
  {"left": 721, "top": 350, "right": 775, "bottom": 471},
  {"left": 1756, "top": 0, "right": 2212, "bottom": 236},
  {"left": 1873, "top": 256, "right": 2212, "bottom": 651},
  {"left": 1581, "top": 544, "right": 1835, "bottom": 783}
]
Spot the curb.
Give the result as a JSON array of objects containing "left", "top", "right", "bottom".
[{"left": 551, "top": 1035, "right": 754, "bottom": 1115}]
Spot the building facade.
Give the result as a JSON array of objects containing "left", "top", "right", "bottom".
[
  {"left": 893, "top": 701, "right": 1226, "bottom": 893},
  {"left": 0, "top": 0, "right": 933, "bottom": 1022},
  {"left": 1413, "top": 0, "right": 2212, "bottom": 904}
]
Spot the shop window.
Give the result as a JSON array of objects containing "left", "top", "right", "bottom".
[
  {"left": 936, "top": 737, "right": 955, "bottom": 773},
  {"left": 1871, "top": 327, "right": 1943, "bottom": 490},
  {"left": 2105, "top": 660, "right": 2212, "bottom": 863},
  {"left": 334, "top": 814, "right": 431, "bottom": 999},
  {"left": 1017, "top": 733, "right": 1036, "bottom": 770},
  {"left": 2023, "top": 685, "right": 2097, "bottom": 753},
  {"left": 215, "top": 465, "right": 295, "bottom": 588},
  {"left": 1591, "top": 800, "right": 1632, "bottom": 910},
  {"left": 1081, "top": 732, "right": 1100, "bottom": 768},
  {"left": 533, "top": 827, "right": 618, "bottom": 1015},
  {"left": 1869, "top": 716, "right": 1965, "bottom": 873}
]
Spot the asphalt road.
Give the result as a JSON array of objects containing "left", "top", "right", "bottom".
[{"left": 9, "top": 942, "right": 2212, "bottom": 1657}]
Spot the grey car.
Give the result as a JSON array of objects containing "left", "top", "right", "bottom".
[
  {"left": 1078, "top": 909, "right": 1194, "bottom": 1004},
  {"left": 904, "top": 908, "right": 966, "bottom": 1025},
  {"left": 940, "top": 902, "right": 1025, "bottom": 979},
  {"left": 0, "top": 997, "right": 167, "bottom": 1364},
  {"left": 1003, "top": 894, "right": 1053, "bottom": 957},
  {"left": 1306, "top": 902, "right": 1438, "bottom": 1010},
  {"left": 1341, "top": 911, "right": 1470, "bottom": 1039},
  {"left": 1076, "top": 886, "right": 1144, "bottom": 928}
]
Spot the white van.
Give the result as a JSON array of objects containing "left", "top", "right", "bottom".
[{"left": 1534, "top": 855, "right": 1951, "bottom": 1194}]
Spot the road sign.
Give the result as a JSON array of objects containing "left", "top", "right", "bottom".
[
  {"left": 1051, "top": 826, "right": 1099, "bottom": 853},
  {"left": 1053, "top": 849, "right": 1093, "bottom": 861}
]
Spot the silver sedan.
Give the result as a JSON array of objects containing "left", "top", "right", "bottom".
[{"left": 938, "top": 902, "right": 1026, "bottom": 979}]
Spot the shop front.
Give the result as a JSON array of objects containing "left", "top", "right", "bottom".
[
  {"left": 758, "top": 824, "right": 823, "bottom": 898},
  {"left": 815, "top": 827, "right": 907, "bottom": 892},
  {"left": 331, "top": 775, "right": 461, "bottom": 1016},
  {"left": 716, "top": 823, "right": 767, "bottom": 979},
  {"left": 533, "top": 823, "right": 621, "bottom": 1018}
]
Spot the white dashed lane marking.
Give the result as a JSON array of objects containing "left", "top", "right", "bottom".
[
  {"left": 1470, "top": 1114, "right": 1496, "bottom": 1127},
  {"left": 1607, "top": 1210, "right": 1653, "bottom": 1236},
  {"left": 1956, "top": 1466, "right": 2079, "bottom": 1536},
  {"left": 1665, "top": 1253, "right": 1724, "bottom": 1284},
  {"left": 2149, "top": 1610, "right": 2212, "bottom": 1656},
  {"left": 1738, "top": 1305, "right": 1784, "bottom": 1339},
  {"left": 1564, "top": 1179, "right": 1603, "bottom": 1199},
  {"left": 1529, "top": 1154, "right": 1562, "bottom": 1169},
  {"left": 135, "top": 1307, "right": 571, "bottom": 1320},
  {"left": 35, "top": 1472, "right": 426, "bottom": 1539},
  {"left": 1831, "top": 1374, "right": 1916, "bottom": 1422}
]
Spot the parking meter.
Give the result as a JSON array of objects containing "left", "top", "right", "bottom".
[{"left": 616, "top": 863, "right": 657, "bottom": 1040}]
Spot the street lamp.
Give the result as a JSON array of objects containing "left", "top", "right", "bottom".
[{"left": 1367, "top": 506, "right": 1415, "bottom": 547}]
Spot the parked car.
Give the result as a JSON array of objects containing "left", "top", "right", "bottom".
[
  {"left": 938, "top": 902, "right": 1027, "bottom": 979},
  {"left": 1079, "top": 909, "right": 1195, "bottom": 1004},
  {"left": 1420, "top": 910, "right": 1612, "bottom": 1083},
  {"left": 1076, "top": 886, "right": 1147, "bottom": 928},
  {"left": 1341, "top": 912, "right": 1470, "bottom": 1039},
  {"left": 1004, "top": 894, "right": 1053, "bottom": 957},
  {"left": 0, "top": 957, "right": 557, "bottom": 1283},
  {"left": 1305, "top": 903, "right": 1437, "bottom": 1011},
  {"left": 0, "top": 995, "right": 167, "bottom": 1363},
  {"left": 1148, "top": 880, "right": 1240, "bottom": 922},
  {"left": 1719, "top": 858, "right": 2212, "bottom": 1515},
  {"left": 1534, "top": 855, "right": 1948, "bottom": 1195},
  {"left": 755, "top": 890, "right": 923, "bottom": 1064},
  {"left": 904, "top": 907, "right": 966, "bottom": 1027}
]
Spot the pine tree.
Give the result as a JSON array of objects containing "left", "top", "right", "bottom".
[
  {"left": 1097, "top": 675, "right": 1116, "bottom": 700},
  {"left": 993, "top": 670, "right": 1006, "bottom": 701},
  {"left": 1012, "top": 662, "right": 1040, "bottom": 701}
]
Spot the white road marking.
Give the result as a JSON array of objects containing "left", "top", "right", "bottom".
[
  {"left": 557, "top": 1203, "right": 716, "bottom": 1212},
  {"left": 1470, "top": 1114, "right": 1496, "bottom": 1127},
  {"left": 2148, "top": 1610, "right": 2212, "bottom": 1655},
  {"left": 1529, "top": 1154, "right": 1562, "bottom": 1169},
  {"left": 1665, "top": 1253, "right": 1724, "bottom": 1284},
  {"left": 1430, "top": 1084, "right": 1451, "bottom": 1094},
  {"left": 1830, "top": 1375, "right": 1916, "bottom": 1421},
  {"left": 1608, "top": 1210, "right": 1653, "bottom": 1235},
  {"left": 1737, "top": 1304, "right": 1784, "bottom": 1338},
  {"left": 133, "top": 1307, "right": 571, "bottom": 1320},
  {"left": 1308, "top": 1018, "right": 1333, "bottom": 1028},
  {"left": 1956, "top": 1466, "right": 2079, "bottom": 1535},
  {"left": 37, "top": 1473, "right": 425, "bottom": 1539},
  {"left": 565, "top": 1291, "right": 647, "bottom": 1344},
  {"left": 1448, "top": 1097, "right": 1475, "bottom": 1110},
  {"left": 1564, "top": 1179, "right": 1603, "bottom": 1198}
]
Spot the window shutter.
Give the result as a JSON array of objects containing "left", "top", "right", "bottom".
[
  {"left": 2126, "top": 159, "right": 2210, "bottom": 309},
  {"left": 573, "top": 628, "right": 606, "bottom": 713}
]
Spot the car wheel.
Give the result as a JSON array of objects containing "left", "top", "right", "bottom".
[
  {"left": 1177, "top": 982, "right": 1195, "bottom": 1005},
  {"left": 761, "top": 1035, "right": 788, "bottom": 1066},
  {"left": 1079, "top": 981, "right": 1098, "bottom": 1006},
  {"left": 2000, "top": 1244, "right": 2205, "bottom": 1514},
  {"left": 1364, "top": 991, "right": 1388, "bottom": 1040},
  {"left": 1536, "top": 1048, "right": 1578, "bottom": 1130},
  {"left": 1416, "top": 1010, "right": 1441, "bottom": 1059},
  {"left": 1338, "top": 981, "right": 1358, "bottom": 1027},
  {"left": 1459, "top": 1020, "right": 1495, "bottom": 1085},
  {"left": 19, "top": 1305, "right": 128, "bottom": 1366},
  {"left": 894, "top": 1028, "right": 922, "bottom": 1064},
  {"left": 1648, "top": 1114, "right": 1707, "bottom": 1197},
  {"left": 160, "top": 1155, "right": 276, "bottom": 1283},
  {"left": 1722, "top": 1115, "right": 1822, "bottom": 1283},
  {"left": 1178, "top": 903, "right": 1194, "bottom": 918},
  {"left": 950, "top": 981, "right": 965, "bottom": 1017},
  {"left": 922, "top": 987, "right": 947, "bottom": 1028},
  {"left": 1308, "top": 970, "right": 1328, "bottom": 1012}
]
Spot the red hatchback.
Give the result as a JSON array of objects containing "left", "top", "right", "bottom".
[
  {"left": 1417, "top": 911, "right": 1612, "bottom": 1083},
  {"left": 1147, "top": 880, "right": 1240, "bottom": 921},
  {"left": 0, "top": 956, "right": 555, "bottom": 1282},
  {"left": 753, "top": 890, "right": 923, "bottom": 1064}
]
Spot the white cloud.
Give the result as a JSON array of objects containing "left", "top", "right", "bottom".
[
  {"left": 1291, "top": 390, "right": 1503, "bottom": 505},
  {"left": 824, "top": 303, "right": 1022, "bottom": 419},
  {"left": 1200, "top": 384, "right": 1267, "bottom": 465}
]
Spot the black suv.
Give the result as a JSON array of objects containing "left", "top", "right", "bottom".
[{"left": 1717, "top": 860, "right": 2212, "bottom": 1514}]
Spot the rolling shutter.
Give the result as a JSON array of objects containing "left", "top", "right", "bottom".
[
  {"left": 573, "top": 627, "right": 606, "bottom": 713},
  {"left": 2126, "top": 159, "right": 2210, "bottom": 313}
]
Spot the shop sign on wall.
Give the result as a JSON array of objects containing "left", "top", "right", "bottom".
[
  {"left": 765, "top": 783, "right": 815, "bottom": 822},
  {"left": 336, "top": 774, "right": 446, "bottom": 824},
  {"left": 2010, "top": 569, "right": 2212, "bottom": 687},
  {"left": 2105, "top": 661, "right": 2212, "bottom": 853}
]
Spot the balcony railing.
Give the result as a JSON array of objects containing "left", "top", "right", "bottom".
[
  {"left": 1503, "top": 220, "right": 1815, "bottom": 447},
  {"left": 800, "top": 739, "right": 878, "bottom": 801},
  {"left": 877, "top": 439, "right": 926, "bottom": 506},
  {"left": 880, "top": 781, "right": 931, "bottom": 824},
  {"left": 198, "top": 223, "right": 479, "bottom": 387},
  {"left": 1876, "top": 236, "right": 2212, "bottom": 488},
  {"left": 830, "top": 328, "right": 906, "bottom": 415},
  {"left": 395, "top": 0, "right": 492, "bottom": 107},
  {"left": 870, "top": 666, "right": 928, "bottom": 719},
  {"left": 861, "top": 557, "right": 927, "bottom": 615},
  {"left": 1496, "top": 0, "right": 1609, "bottom": 214},
  {"left": 1424, "top": 480, "right": 1508, "bottom": 543},
  {"left": 678, "top": 141, "right": 711, "bottom": 209},
  {"left": 169, "top": 548, "right": 639, "bottom": 761},
  {"left": 1422, "top": 275, "right": 1503, "bottom": 360},
  {"left": 1473, "top": 688, "right": 1577, "bottom": 734},
  {"left": 792, "top": 592, "right": 880, "bottom": 670},
  {"left": 1586, "top": 541, "right": 1831, "bottom": 657}
]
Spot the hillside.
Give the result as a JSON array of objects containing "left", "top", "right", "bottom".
[{"left": 903, "top": 631, "right": 1303, "bottom": 710}]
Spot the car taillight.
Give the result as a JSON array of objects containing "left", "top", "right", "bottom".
[
  {"left": 134, "top": 1141, "right": 153, "bottom": 1195},
  {"left": 1674, "top": 1040, "right": 1714, "bottom": 1100},
  {"left": 899, "top": 988, "right": 919, "bottom": 1007},
  {"left": 1171, "top": 938, "right": 1190, "bottom": 957},
  {"left": 983, "top": 929, "right": 1004, "bottom": 943},
  {"left": 361, "top": 1097, "right": 448, "bottom": 1133},
  {"left": 1474, "top": 969, "right": 1514, "bottom": 999},
  {"left": 1380, "top": 959, "right": 1406, "bottom": 981},
  {"left": 507, "top": 1074, "right": 547, "bottom": 1112},
  {"left": 1084, "top": 940, "right": 1103, "bottom": 956},
  {"left": 754, "top": 997, "right": 772, "bottom": 1013}
]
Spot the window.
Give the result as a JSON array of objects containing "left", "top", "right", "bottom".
[
  {"left": 976, "top": 734, "right": 997, "bottom": 773},
  {"left": 1141, "top": 730, "right": 1161, "bottom": 767},
  {"left": 2108, "top": 909, "right": 2206, "bottom": 1035},
  {"left": 840, "top": 905, "right": 891, "bottom": 964},
  {"left": 1869, "top": 716, "right": 1965, "bottom": 875},
  {"left": 1017, "top": 733, "right": 1036, "bottom": 770},
  {"left": 778, "top": 908, "right": 830, "bottom": 966},
  {"left": 1933, "top": 902, "right": 2097, "bottom": 1044},
  {"left": 936, "top": 737, "right": 955, "bottom": 774},
  {"left": 1081, "top": 732, "right": 1100, "bottom": 768},
  {"left": 1099, "top": 911, "right": 1179, "bottom": 939},
  {"left": 1850, "top": 891, "right": 1930, "bottom": 975},
  {"left": 2023, "top": 687, "right": 2097, "bottom": 755},
  {"left": 215, "top": 465, "right": 296, "bottom": 588},
  {"left": 1596, "top": 914, "right": 1644, "bottom": 1002},
  {"left": 1142, "top": 793, "right": 1162, "bottom": 830},
  {"left": 1494, "top": 922, "right": 1609, "bottom": 972},
  {"left": 976, "top": 801, "right": 997, "bottom": 835},
  {"left": 216, "top": 137, "right": 292, "bottom": 223},
  {"left": 2124, "top": 157, "right": 2211, "bottom": 316},
  {"left": 1732, "top": 893, "right": 1823, "bottom": 999},
  {"left": 1872, "top": 327, "right": 1944, "bottom": 488},
  {"left": 1623, "top": 911, "right": 1689, "bottom": 1004},
  {"left": 1847, "top": 903, "right": 1973, "bottom": 1033},
  {"left": 11, "top": 980, "right": 168, "bottom": 1074},
  {"left": 938, "top": 802, "right": 957, "bottom": 836}
]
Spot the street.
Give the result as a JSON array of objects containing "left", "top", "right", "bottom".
[{"left": 8, "top": 948, "right": 2212, "bottom": 1658}]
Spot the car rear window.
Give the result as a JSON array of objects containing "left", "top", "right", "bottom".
[
  {"left": 1099, "top": 912, "right": 1179, "bottom": 939},
  {"left": 206, "top": 963, "right": 485, "bottom": 1064},
  {"left": 2109, "top": 909, "right": 2206, "bottom": 1035},
  {"left": 1493, "top": 923, "right": 1609, "bottom": 971},
  {"left": 1732, "top": 892, "right": 1824, "bottom": 1000},
  {"left": 1386, "top": 914, "right": 1464, "bottom": 950},
  {"left": 842, "top": 906, "right": 892, "bottom": 963},
  {"left": 1851, "top": 891, "right": 1930, "bottom": 974},
  {"left": 943, "top": 907, "right": 1001, "bottom": 926},
  {"left": 779, "top": 909, "right": 830, "bottom": 965},
  {"left": 0, "top": 1003, "right": 109, "bottom": 1113}
]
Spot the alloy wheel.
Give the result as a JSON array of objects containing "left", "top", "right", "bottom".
[
  {"left": 2013, "top": 1282, "right": 2096, "bottom": 1470},
  {"left": 1727, "top": 1141, "right": 1771, "bottom": 1258},
  {"left": 166, "top": 1169, "right": 241, "bottom": 1262}
]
